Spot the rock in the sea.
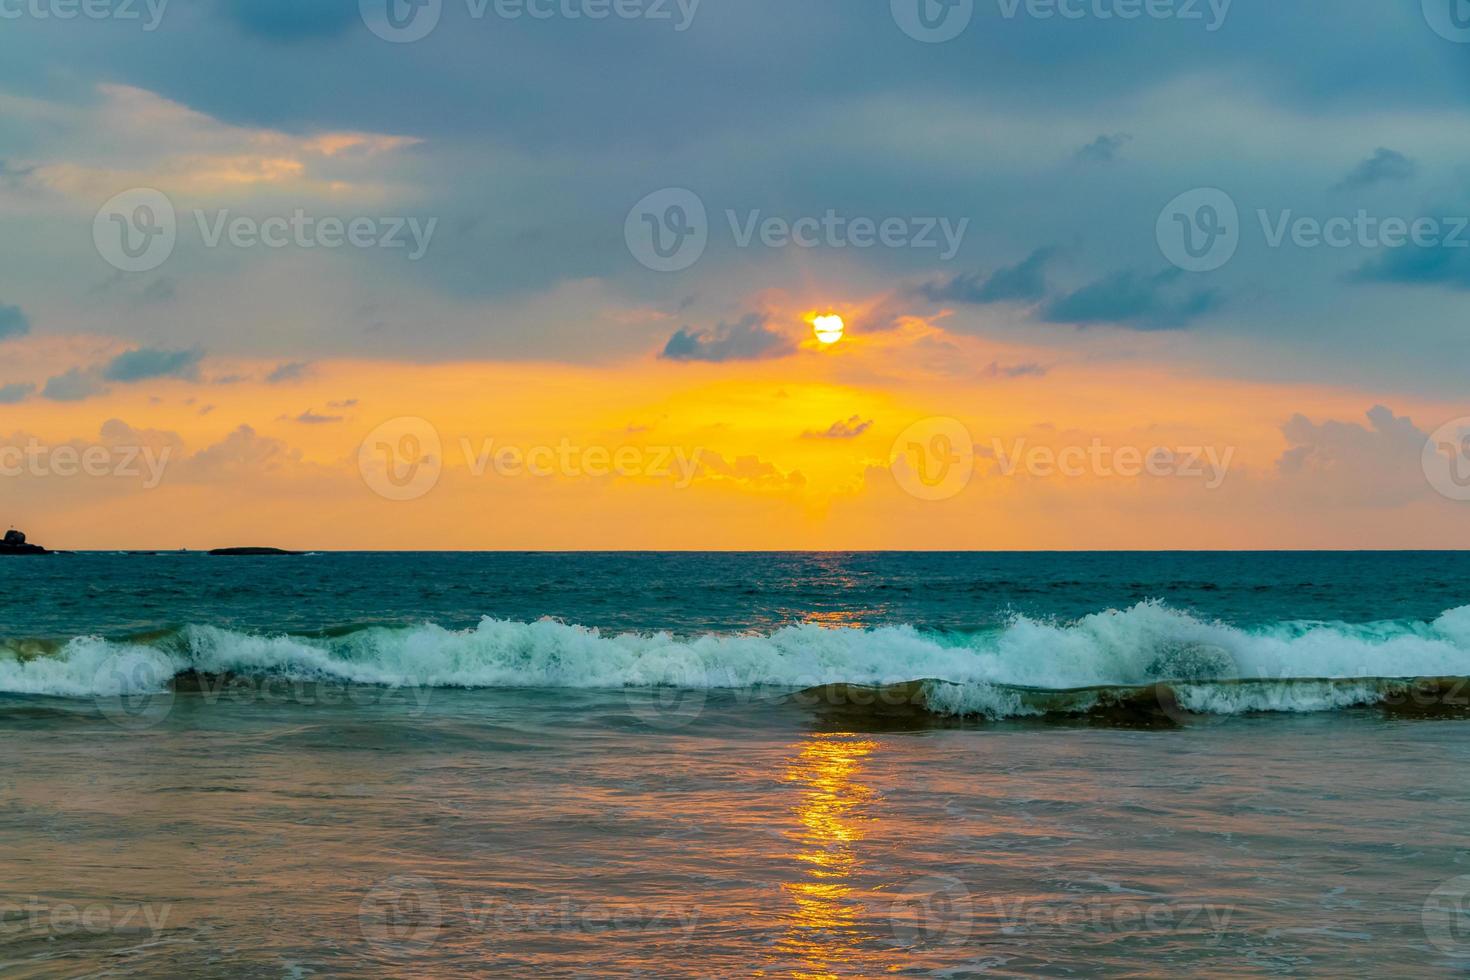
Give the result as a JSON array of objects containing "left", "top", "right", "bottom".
[
  {"left": 207, "top": 547, "right": 305, "bottom": 556},
  {"left": 0, "top": 529, "right": 48, "bottom": 555}
]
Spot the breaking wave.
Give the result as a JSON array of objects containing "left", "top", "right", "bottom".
[{"left": 2, "top": 601, "right": 1470, "bottom": 722}]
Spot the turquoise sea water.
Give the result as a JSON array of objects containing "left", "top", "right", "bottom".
[{"left": 3, "top": 552, "right": 1470, "bottom": 975}]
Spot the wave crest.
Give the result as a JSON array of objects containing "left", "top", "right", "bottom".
[{"left": 3, "top": 601, "right": 1470, "bottom": 720}]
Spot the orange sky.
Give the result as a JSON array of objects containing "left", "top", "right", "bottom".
[{"left": 3, "top": 302, "right": 1463, "bottom": 551}]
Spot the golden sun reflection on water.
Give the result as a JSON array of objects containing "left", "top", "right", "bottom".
[{"left": 776, "top": 733, "right": 882, "bottom": 979}]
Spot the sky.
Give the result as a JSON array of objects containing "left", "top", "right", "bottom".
[{"left": 1, "top": 0, "right": 1469, "bottom": 549}]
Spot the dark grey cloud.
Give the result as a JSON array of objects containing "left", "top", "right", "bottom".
[
  {"left": 0, "top": 304, "right": 30, "bottom": 340},
  {"left": 266, "top": 361, "right": 312, "bottom": 383},
  {"left": 1350, "top": 242, "right": 1470, "bottom": 288},
  {"left": 220, "top": 0, "right": 359, "bottom": 41},
  {"left": 103, "top": 348, "right": 204, "bottom": 382},
  {"left": 982, "top": 361, "right": 1046, "bottom": 379},
  {"left": 0, "top": 382, "right": 35, "bottom": 404},
  {"left": 917, "top": 247, "right": 1056, "bottom": 306},
  {"left": 42, "top": 368, "right": 107, "bottom": 402},
  {"left": 660, "top": 314, "right": 794, "bottom": 363},
  {"left": 0, "top": 160, "right": 37, "bottom": 189},
  {"left": 1075, "top": 133, "right": 1131, "bottom": 164},
  {"left": 1042, "top": 268, "right": 1222, "bottom": 330},
  {"left": 1334, "top": 148, "right": 1415, "bottom": 192},
  {"left": 802, "top": 415, "right": 873, "bottom": 440},
  {"left": 292, "top": 410, "right": 344, "bottom": 424},
  {"left": 139, "top": 279, "right": 177, "bottom": 304}
]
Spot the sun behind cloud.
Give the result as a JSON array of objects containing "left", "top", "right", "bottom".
[{"left": 811, "top": 314, "right": 845, "bottom": 345}]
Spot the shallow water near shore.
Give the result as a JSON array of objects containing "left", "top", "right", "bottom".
[{"left": 3, "top": 552, "right": 1470, "bottom": 975}]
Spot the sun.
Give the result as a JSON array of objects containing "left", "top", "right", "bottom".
[{"left": 812, "top": 314, "right": 845, "bottom": 345}]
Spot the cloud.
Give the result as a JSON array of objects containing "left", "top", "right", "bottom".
[
  {"left": 103, "top": 348, "right": 204, "bottom": 382},
  {"left": 917, "top": 247, "right": 1057, "bottom": 306},
  {"left": 1042, "top": 268, "right": 1222, "bottom": 330},
  {"left": 982, "top": 361, "right": 1046, "bottom": 379},
  {"left": 0, "top": 305, "right": 30, "bottom": 340},
  {"left": 0, "top": 160, "right": 37, "bottom": 186},
  {"left": 1334, "top": 148, "right": 1415, "bottom": 192},
  {"left": 42, "top": 368, "right": 108, "bottom": 402},
  {"left": 221, "top": 0, "right": 359, "bottom": 41},
  {"left": 1276, "top": 405, "right": 1429, "bottom": 506},
  {"left": 660, "top": 314, "right": 795, "bottom": 363},
  {"left": 696, "top": 451, "right": 805, "bottom": 489},
  {"left": 1350, "top": 240, "right": 1470, "bottom": 289},
  {"left": 1074, "top": 133, "right": 1132, "bottom": 164},
  {"left": 173, "top": 424, "right": 304, "bottom": 482},
  {"left": 802, "top": 415, "right": 873, "bottom": 440},
  {"left": 266, "top": 361, "right": 312, "bottom": 383},
  {"left": 139, "top": 279, "right": 177, "bottom": 304},
  {"left": 0, "top": 382, "right": 35, "bottom": 404},
  {"left": 291, "top": 410, "right": 344, "bottom": 424}
]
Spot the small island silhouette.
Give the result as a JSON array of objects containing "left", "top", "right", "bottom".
[{"left": 0, "top": 529, "right": 48, "bottom": 555}]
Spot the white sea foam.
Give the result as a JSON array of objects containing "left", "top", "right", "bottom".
[{"left": 1, "top": 602, "right": 1469, "bottom": 717}]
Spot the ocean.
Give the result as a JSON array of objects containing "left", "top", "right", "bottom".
[{"left": 3, "top": 551, "right": 1469, "bottom": 976}]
